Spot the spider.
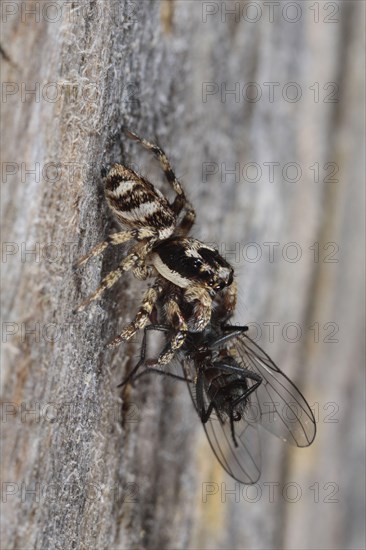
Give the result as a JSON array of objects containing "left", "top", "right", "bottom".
[{"left": 74, "top": 129, "right": 236, "bottom": 364}]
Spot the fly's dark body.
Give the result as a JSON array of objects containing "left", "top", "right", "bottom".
[
  {"left": 201, "top": 358, "right": 251, "bottom": 421},
  {"left": 123, "top": 297, "right": 316, "bottom": 484},
  {"left": 180, "top": 321, "right": 316, "bottom": 483},
  {"left": 181, "top": 323, "right": 261, "bottom": 443}
]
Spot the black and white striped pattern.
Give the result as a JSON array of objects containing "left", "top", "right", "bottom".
[{"left": 105, "top": 163, "right": 176, "bottom": 239}]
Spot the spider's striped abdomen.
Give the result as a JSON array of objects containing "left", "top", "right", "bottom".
[{"left": 105, "top": 163, "right": 176, "bottom": 239}]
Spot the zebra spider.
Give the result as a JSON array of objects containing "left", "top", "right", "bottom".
[{"left": 74, "top": 129, "right": 236, "bottom": 365}]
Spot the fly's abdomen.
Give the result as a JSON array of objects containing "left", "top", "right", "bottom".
[{"left": 204, "top": 366, "right": 249, "bottom": 417}]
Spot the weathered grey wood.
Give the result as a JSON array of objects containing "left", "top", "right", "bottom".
[{"left": 1, "top": 1, "right": 364, "bottom": 549}]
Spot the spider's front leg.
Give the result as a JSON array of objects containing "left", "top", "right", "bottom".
[
  {"left": 74, "top": 228, "right": 155, "bottom": 269},
  {"left": 74, "top": 241, "right": 151, "bottom": 313},
  {"left": 108, "top": 280, "right": 163, "bottom": 347},
  {"left": 149, "top": 296, "right": 189, "bottom": 365},
  {"left": 154, "top": 329, "right": 188, "bottom": 366}
]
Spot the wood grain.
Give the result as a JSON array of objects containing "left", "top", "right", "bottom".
[{"left": 1, "top": 1, "right": 364, "bottom": 548}]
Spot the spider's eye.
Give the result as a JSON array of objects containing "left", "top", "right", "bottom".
[{"left": 193, "top": 258, "right": 203, "bottom": 269}]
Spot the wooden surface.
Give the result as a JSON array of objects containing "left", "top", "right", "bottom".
[{"left": 1, "top": 1, "right": 365, "bottom": 549}]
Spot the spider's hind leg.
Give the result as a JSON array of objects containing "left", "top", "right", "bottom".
[
  {"left": 124, "top": 128, "right": 196, "bottom": 232},
  {"left": 124, "top": 128, "right": 183, "bottom": 198}
]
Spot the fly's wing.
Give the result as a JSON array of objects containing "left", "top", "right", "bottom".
[
  {"left": 182, "top": 359, "right": 261, "bottom": 485},
  {"left": 234, "top": 334, "right": 316, "bottom": 447}
]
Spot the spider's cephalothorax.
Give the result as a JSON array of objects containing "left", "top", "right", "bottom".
[
  {"left": 74, "top": 129, "right": 237, "bottom": 363},
  {"left": 151, "top": 237, "right": 233, "bottom": 294}
]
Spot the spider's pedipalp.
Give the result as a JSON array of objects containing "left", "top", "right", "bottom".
[
  {"left": 219, "top": 280, "right": 238, "bottom": 319},
  {"left": 184, "top": 286, "right": 212, "bottom": 332}
]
